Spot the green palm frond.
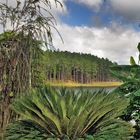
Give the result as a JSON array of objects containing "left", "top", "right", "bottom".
[
  {"left": 5, "top": 86, "right": 134, "bottom": 139},
  {"left": 130, "top": 56, "right": 136, "bottom": 65},
  {"left": 5, "top": 120, "right": 55, "bottom": 140},
  {"left": 92, "top": 120, "right": 134, "bottom": 140}
]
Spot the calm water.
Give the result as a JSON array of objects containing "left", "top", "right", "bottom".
[
  {"left": 56, "top": 86, "right": 117, "bottom": 93},
  {"left": 70, "top": 87, "right": 116, "bottom": 92}
]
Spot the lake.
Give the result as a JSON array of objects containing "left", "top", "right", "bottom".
[{"left": 55, "top": 86, "right": 117, "bottom": 93}]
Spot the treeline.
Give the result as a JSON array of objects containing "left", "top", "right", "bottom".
[{"left": 43, "top": 50, "right": 118, "bottom": 83}]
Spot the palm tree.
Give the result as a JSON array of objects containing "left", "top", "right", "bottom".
[{"left": 5, "top": 87, "right": 134, "bottom": 140}]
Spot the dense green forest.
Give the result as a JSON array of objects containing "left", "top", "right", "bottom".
[{"left": 44, "top": 50, "right": 118, "bottom": 83}]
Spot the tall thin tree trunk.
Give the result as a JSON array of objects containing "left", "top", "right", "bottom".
[{"left": 28, "top": 35, "right": 32, "bottom": 89}]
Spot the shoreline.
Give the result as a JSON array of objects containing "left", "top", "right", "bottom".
[{"left": 46, "top": 81, "right": 122, "bottom": 88}]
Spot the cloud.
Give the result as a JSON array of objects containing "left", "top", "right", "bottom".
[
  {"left": 53, "top": 23, "right": 140, "bottom": 64},
  {"left": 0, "top": 0, "right": 139, "bottom": 65},
  {"left": 71, "top": 0, "right": 104, "bottom": 10},
  {"left": 0, "top": 0, "right": 67, "bottom": 15},
  {"left": 68, "top": 0, "right": 140, "bottom": 21},
  {"left": 109, "top": 0, "right": 140, "bottom": 21},
  {"left": 49, "top": 0, "right": 67, "bottom": 15}
]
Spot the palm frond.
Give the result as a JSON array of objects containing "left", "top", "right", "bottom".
[{"left": 5, "top": 86, "right": 134, "bottom": 139}]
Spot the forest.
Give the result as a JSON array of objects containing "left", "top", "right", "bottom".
[{"left": 44, "top": 50, "right": 118, "bottom": 83}]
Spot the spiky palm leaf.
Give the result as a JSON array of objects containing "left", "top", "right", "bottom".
[
  {"left": 5, "top": 87, "right": 134, "bottom": 140},
  {"left": 130, "top": 56, "right": 136, "bottom": 65}
]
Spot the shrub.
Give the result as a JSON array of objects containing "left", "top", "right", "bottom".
[{"left": 5, "top": 87, "right": 134, "bottom": 140}]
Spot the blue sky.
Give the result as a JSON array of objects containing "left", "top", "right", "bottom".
[
  {"left": 0, "top": 0, "right": 140, "bottom": 64},
  {"left": 52, "top": 0, "right": 140, "bottom": 64},
  {"left": 61, "top": 1, "right": 95, "bottom": 26},
  {"left": 61, "top": 1, "right": 113, "bottom": 26},
  {"left": 61, "top": 0, "right": 140, "bottom": 29}
]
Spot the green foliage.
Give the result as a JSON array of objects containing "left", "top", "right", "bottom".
[
  {"left": 5, "top": 120, "right": 49, "bottom": 140},
  {"left": 110, "top": 43, "right": 140, "bottom": 84},
  {"left": 91, "top": 120, "right": 134, "bottom": 140},
  {"left": 0, "top": 0, "right": 63, "bottom": 134},
  {"left": 0, "top": 31, "right": 15, "bottom": 42},
  {"left": 31, "top": 48, "right": 46, "bottom": 87},
  {"left": 128, "top": 90, "right": 140, "bottom": 121},
  {"left": 137, "top": 42, "right": 140, "bottom": 52},
  {"left": 110, "top": 65, "right": 140, "bottom": 83},
  {"left": 130, "top": 56, "right": 136, "bottom": 65},
  {"left": 0, "top": 0, "right": 62, "bottom": 46},
  {"left": 129, "top": 42, "right": 140, "bottom": 65},
  {"left": 0, "top": 31, "right": 45, "bottom": 93},
  {"left": 110, "top": 43, "right": 140, "bottom": 95},
  {"left": 45, "top": 50, "right": 117, "bottom": 83},
  {"left": 114, "top": 81, "right": 140, "bottom": 96},
  {"left": 118, "top": 89, "right": 140, "bottom": 139},
  {"left": 5, "top": 86, "right": 134, "bottom": 140},
  {"left": 110, "top": 42, "right": 140, "bottom": 139}
]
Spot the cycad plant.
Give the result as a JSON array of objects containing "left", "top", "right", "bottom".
[{"left": 5, "top": 87, "right": 134, "bottom": 140}]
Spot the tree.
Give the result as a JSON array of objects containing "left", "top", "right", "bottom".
[
  {"left": 44, "top": 50, "right": 116, "bottom": 84},
  {"left": 0, "top": 0, "right": 62, "bottom": 136}
]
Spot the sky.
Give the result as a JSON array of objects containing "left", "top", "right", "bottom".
[
  {"left": 1, "top": 0, "right": 140, "bottom": 64},
  {"left": 51, "top": 0, "right": 140, "bottom": 64}
]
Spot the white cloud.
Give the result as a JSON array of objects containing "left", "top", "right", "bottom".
[
  {"left": 53, "top": 23, "right": 140, "bottom": 64},
  {"left": 109, "top": 0, "right": 140, "bottom": 21},
  {"left": 50, "top": 0, "right": 67, "bottom": 15},
  {"left": 0, "top": 0, "right": 67, "bottom": 15},
  {"left": 71, "top": 0, "right": 104, "bottom": 10}
]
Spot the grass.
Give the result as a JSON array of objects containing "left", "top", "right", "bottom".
[{"left": 46, "top": 81, "right": 122, "bottom": 87}]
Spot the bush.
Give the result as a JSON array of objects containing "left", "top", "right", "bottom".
[{"left": 5, "top": 87, "right": 134, "bottom": 140}]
